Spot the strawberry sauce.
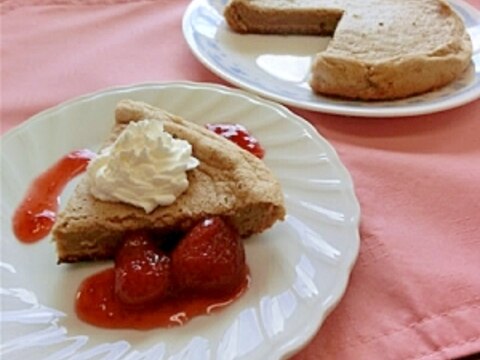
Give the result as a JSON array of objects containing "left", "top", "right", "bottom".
[
  {"left": 206, "top": 123, "right": 265, "bottom": 159},
  {"left": 75, "top": 268, "right": 249, "bottom": 330},
  {"left": 76, "top": 220, "right": 249, "bottom": 330},
  {"left": 12, "top": 149, "right": 95, "bottom": 243}
]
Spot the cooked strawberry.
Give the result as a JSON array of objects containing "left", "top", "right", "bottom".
[
  {"left": 114, "top": 231, "right": 171, "bottom": 306},
  {"left": 206, "top": 123, "right": 265, "bottom": 159},
  {"left": 171, "top": 217, "right": 246, "bottom": 294}
]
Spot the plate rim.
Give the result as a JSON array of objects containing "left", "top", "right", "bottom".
[
  {"left": 182, "top": 0, "right": 480, "bottom": 118},
  {"left": 1, "top": 81, "right": 361, "bottom": 360}
]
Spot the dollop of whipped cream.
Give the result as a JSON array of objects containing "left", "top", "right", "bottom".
[{"left": 87, "top": 119, "right": 199, "bottom": 213}]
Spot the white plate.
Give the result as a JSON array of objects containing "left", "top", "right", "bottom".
[
  {"left": 183, "top": 0, "right": 480, "bottom": 117},
  {"left": 0, "top": 82, "right": 360, "bottom": 360}
]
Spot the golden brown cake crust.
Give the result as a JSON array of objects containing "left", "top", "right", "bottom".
[
  {"left": 224, "top": 0, "right": 473, "bottom": 100},
  {"left": 53, "top": 100, "right": 285, "bottom": 263}
]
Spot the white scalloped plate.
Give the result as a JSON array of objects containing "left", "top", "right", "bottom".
[
  {"left": 0, "top": 82, "right": 360, "bottom": 360},
  {"left": 183, "top": 0, "right": 480, "bottom": 117}
]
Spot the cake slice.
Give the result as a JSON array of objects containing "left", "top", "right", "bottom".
[{"left": 53, "top": 100, "right": 285, "bottom": 263}]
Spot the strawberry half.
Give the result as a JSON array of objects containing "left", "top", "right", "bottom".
[
  {"left": 114, "top": 231, "right": 171, "bottom": 306},
  {"left": 171, "top": 217, "right": 246, "bottom": 294}
]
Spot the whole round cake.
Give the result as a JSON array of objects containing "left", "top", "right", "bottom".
[{"left": 224, "top": 0, "right": 473, "bottom": 100}]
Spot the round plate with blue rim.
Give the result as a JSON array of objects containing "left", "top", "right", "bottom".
[{"left": 182, "top": 0, "right": 480, "bottom": 117}]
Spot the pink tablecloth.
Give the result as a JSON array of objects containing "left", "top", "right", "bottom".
[{"left": 1, "top": 1, "right": 480, "bottom": 359}]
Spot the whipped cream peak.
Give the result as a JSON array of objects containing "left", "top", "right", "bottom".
[{"left": 87, "top": 119, "right": 199, "bottom": 213}]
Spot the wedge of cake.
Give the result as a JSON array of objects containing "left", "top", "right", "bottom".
[
  {"left": 224, "top": 0, "right": 473, "bottom": 100},
  {"left": 53, "top": 99, "right": 285, "bottom": 263}
]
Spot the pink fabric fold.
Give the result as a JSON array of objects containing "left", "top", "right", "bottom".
[{"left": 1, "top": 0, "right": 479, "bottom": 359}]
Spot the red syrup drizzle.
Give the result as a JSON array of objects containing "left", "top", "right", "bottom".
[
  {"left": 206, "top": 123, "right": 265, "bottom": 159},
  {"left": 75, "top": 268, "right": 249, "bottom": 330},
  {"left": 12, "top": 149, "right": 96, "bottom": 243}
]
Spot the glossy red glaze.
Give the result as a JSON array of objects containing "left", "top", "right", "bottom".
[
  {"left": 75, "top": 267, "right": 249, "bottom": 330},
  {"left": 206, "top": 123, "right": 265, "bottom": 159},
  {"left": 12, "top": 149, "right": 95, "bottom": 243}
]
